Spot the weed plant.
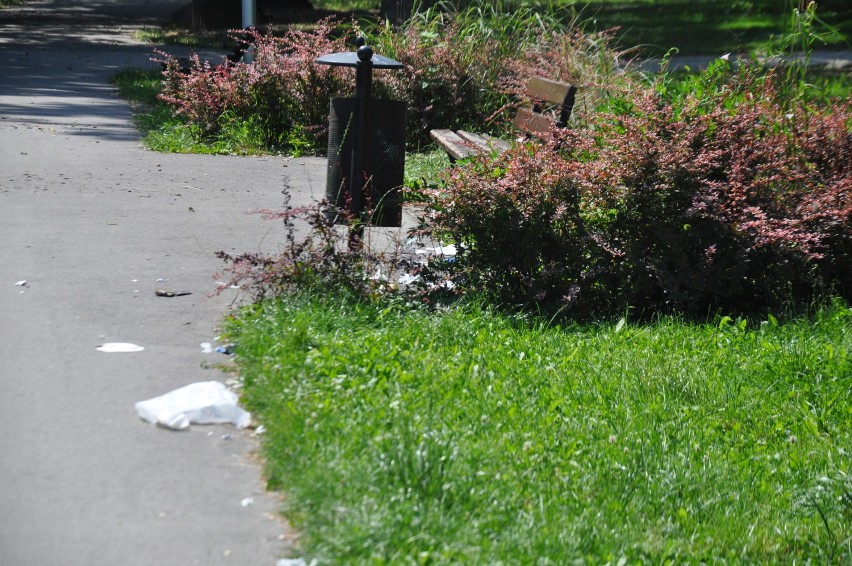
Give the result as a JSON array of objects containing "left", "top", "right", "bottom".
[{"left": 228, "top": 293, "right": 852, "bottom": 563}]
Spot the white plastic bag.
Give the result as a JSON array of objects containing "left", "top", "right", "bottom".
[{"left": 135, "top": 381, "right": 251, "bottom": 430}]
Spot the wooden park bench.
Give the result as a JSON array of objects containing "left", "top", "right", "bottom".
[{"left": 430, "top": 77, "right": 577, "bottom": 162}]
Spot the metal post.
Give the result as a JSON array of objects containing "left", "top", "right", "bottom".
[
  {"left": 349, "top": 38, "right": 373, "bottom": 218},
  {"left": 242, "top": 0, "right": 256, "bottom": 28},
  {"left": 241, "top": 0, "right": 256, "bottom": 63}
]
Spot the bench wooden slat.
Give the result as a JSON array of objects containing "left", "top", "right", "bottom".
[
  {"left": 526, "top": 77, "right": 573, "bottom": 106},
  {"left": 429, "top": 129, "right": 480, "bottom": 161},
  {"left": 513, "top": 107, "right": 558, "bottom": 137},
  {"left": 480, "top": 133, "right": 512, "bottom": 153},
  {"left": 456, "top": 131, "right": 510, "bottom": 155}
]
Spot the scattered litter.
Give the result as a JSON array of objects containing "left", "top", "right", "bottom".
[
  {"left": 200, "top": 342, "right": 215, "bottom": 354},
  {"left": 253, "top": 424, "right": 266, "bottom": 437},
  {"left": 134, "top": 381, "right": 252, "bottom": 430},
  {"left": 216, "top": 344, "right": 235, "bottom": 355},
  {"left": 398, "top": 273, "right": 421, "bottom": 285},
  {"left": 155, "top": 289, "right": 192, "bottom": 297},
  {"left": 240, "top": 497, "right": 254, "bottom": 507},
  {"left": 15, "top": 280, "right": 27, "bottom": 287},
  {"left": 221, "top": 433, "right": 232, "bottom": 440},
  {"left": 370, "top": 267, "right": 388, "bottom": 281},
  {"left": 97, "top": 343, "right": 144, "bottom": 353},
  {"left": 156, "top": 278, "right": 165, "bottom": 282},
  {"left": 416, "top": 244, "right": 457, "bottom": 256},
  {"left": 277, "top": 559, "right": 317, "bottom": 566}
]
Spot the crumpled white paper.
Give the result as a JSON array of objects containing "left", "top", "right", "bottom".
[
  {"left": 97, "top": 342, "right": 144, "bottom": 353},
  {"left": 135, "top": 381, "right": 251, "bottom": 430}
]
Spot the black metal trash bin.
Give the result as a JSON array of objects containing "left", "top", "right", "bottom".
[{"left": 326, "top": 98, "right": 406, "bottom": 227}]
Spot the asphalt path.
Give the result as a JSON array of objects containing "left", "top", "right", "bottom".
[{"left": 0, "top": 1, "right": 330, "bottom": 564}]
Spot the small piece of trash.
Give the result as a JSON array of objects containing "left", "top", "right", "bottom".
[
  {"left": 134, "top": 381, "right": 251, "bottom": 430},
  {"left": 201, "top": 342, "right": 215, "bottom": 354},
  {"left": 277, "top": 559, "right": 317, "bottom": 566},
  {"left": 720, "top": 52, "right": 731, "bottom": 61},
  {"left": 254, "top": 424, "right": 266, "bottom": 436},
  {"left": 15, "top": 280, "right": 27, "bottom": 287},
  {"left": 97, "top": 343, "right": 145, "bottom": 353},
  {"left": 216, "top": 344, "right": 235, "bottom": 355},
  {"left": 156, "top": 278, "right": 165, "bottom": 282},
  {"left": 398, "top": 273, "right": 421, "bottom": 285},
  {"left": 155, "top": 289, "right": 192, "bottom": 297},
  {"left": 240, "top": 497, "right": 254, "bottom": 507},
  {"left": 416, "top": 244, "right": 457, "bottom": 256},
  {"left": 221, "top": 433, "right": 232, "bottom": 440}
]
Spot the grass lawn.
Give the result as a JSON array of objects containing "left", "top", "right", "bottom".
[{"left": 227, "top": 294, "right": 852, "bottom": 563}]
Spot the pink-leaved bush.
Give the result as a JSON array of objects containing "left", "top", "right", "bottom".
[
  {"left": 426, "top": 62, "right": 851, "bottom": 317},
  {"left": 157, "top": 19, "right": 350, "bottom": 153}
]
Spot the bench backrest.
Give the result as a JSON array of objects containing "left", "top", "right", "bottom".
[{"left": 512, "top": 77, "right": 577, "bottom": 138}]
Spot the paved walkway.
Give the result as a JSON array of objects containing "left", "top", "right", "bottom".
[{"left": 0, "top": 1, "right": 329, "bottom": 564}]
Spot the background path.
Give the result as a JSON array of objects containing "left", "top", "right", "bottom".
[{"left": 0, "top": 1, "right": 328, "bottom": 564}]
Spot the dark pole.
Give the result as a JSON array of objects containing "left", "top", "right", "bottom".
[{"left": 349, "top": 37, "right": 373, "bottom": 218}]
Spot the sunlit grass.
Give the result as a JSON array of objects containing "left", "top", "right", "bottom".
[
  {"left": 311, "top": 0, "right": 377, "bottom": 11},
  {"left": 227, "top": 293, "right": 852, "bottom": 563}
]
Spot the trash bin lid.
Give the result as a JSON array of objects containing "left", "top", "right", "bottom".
[{"left": 315, "top": 51, "right": 403, "bottom": 69}]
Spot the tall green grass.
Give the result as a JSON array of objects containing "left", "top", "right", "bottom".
[
  {"left": 228, "top": 294, "right": 852, "bottom": 563},
  {"left": 426, "top": 0, "right": 852, "bottom": 57}
]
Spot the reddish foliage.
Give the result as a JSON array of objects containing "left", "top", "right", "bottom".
[
  {"left": 156, "top": 19, "right": 350, "bottom": 151},
  {"left": 426, "top": 64, "right": 852, "bottom": 317}
]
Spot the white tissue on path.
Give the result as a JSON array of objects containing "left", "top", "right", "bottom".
[
  {"left": 135, "top": 381, "right": 251, "bottom": 430},
  {"left": 97, "top": 343, "right": 145, "bottom": 353}
]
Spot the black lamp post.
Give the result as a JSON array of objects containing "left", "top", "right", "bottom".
[{"left": 316, "top": 37, "right": 405, "bottom": 235}]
